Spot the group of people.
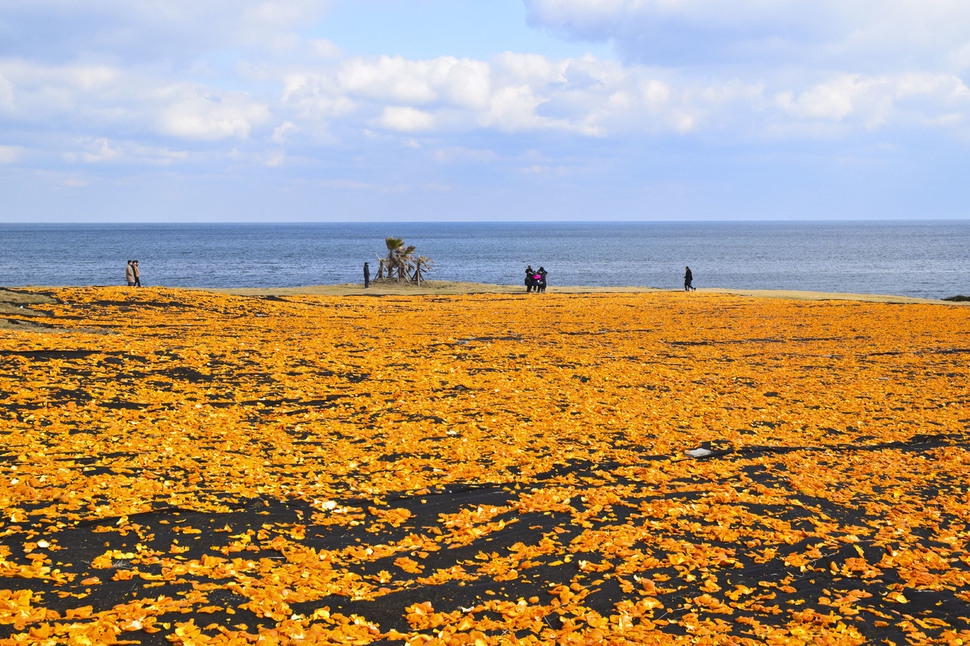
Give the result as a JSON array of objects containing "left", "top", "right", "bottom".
[
  {"left": 524, "top": 265, "right": 693, "bottom": 292},
  {"left": 525, "top": 266, "right": 548, "bottom": 293},
  {"left": 125, "top": 260, "right": 142, "bottom": 287}
]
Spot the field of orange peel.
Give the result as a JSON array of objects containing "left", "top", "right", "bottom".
[{"left": 0, "top": 286, "right": 968, "bottom": 645}]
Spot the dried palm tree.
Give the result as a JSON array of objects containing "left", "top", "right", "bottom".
[
  {"left": 376, "top": 237, "right": 427, "bottom": 284},
  {"left": 413, "top": 256, "right": 433, "bottom": 284}
]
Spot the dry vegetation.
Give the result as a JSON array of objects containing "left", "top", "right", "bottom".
[{"left": 0, "top": 286, "right": 968, "bottom": 645}]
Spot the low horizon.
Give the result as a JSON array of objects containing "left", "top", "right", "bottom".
[{"left": 3, "top": 217, "right": 970, "bottom": 225}]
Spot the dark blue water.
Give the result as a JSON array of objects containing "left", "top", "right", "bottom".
[{"left": 1, "top": 221, "right": 968, "bottom": 300}]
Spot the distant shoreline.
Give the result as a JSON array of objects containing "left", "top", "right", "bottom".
[
  {"left": 196, "top": 281, "right": 954, "bottom": 304},
  {"left": 2, "top": 281, "right": 952, "bottom": 304}
]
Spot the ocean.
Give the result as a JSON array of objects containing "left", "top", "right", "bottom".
[{"left": 1, "top": 221, "right": 968, "bottom": 300}]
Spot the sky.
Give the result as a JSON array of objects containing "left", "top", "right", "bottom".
[{"left": 2, "top": 0, "right": 970, "bottom": 222}]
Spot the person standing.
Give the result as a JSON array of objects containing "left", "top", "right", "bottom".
[
  {"left": 125, "top": 260, "right": 135, "bottom": 286},
  {"left": 363, "top": 262, "right": 370, "bottom": 288},
  {"left": 684, "top": 266, "right": 694, "bottom": 291},
  {"left": 537, "top": 267, "right": 547, "bottom": 293},
  {"left": 525, "top": 265, "right": 535, "bottom": 292},
  {"left": 133, "top": 260, "right": 142, "bottom": 287}
]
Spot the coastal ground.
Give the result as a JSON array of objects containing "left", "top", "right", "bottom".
[
  {"left": 0, "top": 283, "right": 968, "bottom": 644},
  {"left": 208, "top": 280, "right": 947, "bottom": 303},
  {"left": 3, "top": 281, "right": 945, "bottom": 334}
]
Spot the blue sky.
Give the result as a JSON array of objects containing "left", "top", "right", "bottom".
[{"left": 2, "top": 0, "right": 969, "bottom": 222}]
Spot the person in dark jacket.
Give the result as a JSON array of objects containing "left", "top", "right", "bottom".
[
  {"left": 537, "top": 267, "right": 547, "bottom": 293},
  {"left": 525, "top": 266, "right": 535, "bottom": 292},
  {"left": 684, "top": 266, "right": 694, "bottom": 291}
]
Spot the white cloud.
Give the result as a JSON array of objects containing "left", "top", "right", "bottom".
[
  {"left": 308, "top": 38, "right": 342, "bottom": 59},
  {"left": 337, "top": 55, "right": 493, "bottom": 109},
  {"left": 775, "top": 72, "right": 970, "bottom": 131},
  {"left": 521, "top": 164, "right": 559, "bottom": 176},
  {"left": 155, "top": 89, "right": 271, "bottom": 140},
  {"left": 437, "top": 59, "right": 492, "bottom": 110},
  {"left": 304, "top": 39, "right": 970, "bottom": 141},
  {"left": 60, "top": 138, "right": 191, "bottom": 166},
  {"left": 0, "top": 72, "right": 12, "bottom": 110},
  {"left": 61, "top": 175, "right": 91, "bottom": 188},
  {"left": 4, "top": 0, "right": 967, "bottom": 162},
  {"left": 378, "top": 106, "right": 434, "bottom": 132},
  {"left": 0, "top": 144, "right": 21, "bottom": 163},
  {"left": 0, "top": 59, "right": 271, "bottom": 142},
  {"left": 0, "top": 60, "right": 120, "bottom": 118},
  {"left": 265, "top": 150, "right": 286, "bottom": 167},
  {"left": 271, "top": 120, "right": 298, "bottom": 144},
  {"left": 281, "top": 72, "right": 358, "bottom": 121},
  {"left": 433, "top": 147, "right": 499, "bottom": 164},
  {"left": 80, "top": 138, "right": 123, "bottom": 163},
  {"left": 341, "top": 56, "right": 439, "bottom": 104},
  {"left": 776, "top": 80, "right": 858, "bottom": 122},
  {"left": 5, "top": 45, "right": 969, "bottom": 168},
  {"left": 481, "top": 84, "right": 546, "bottom": 132}
]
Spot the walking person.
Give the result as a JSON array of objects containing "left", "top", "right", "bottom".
[
  {"left": 133, "top": 260, "right": 142, "bottom": 287},
  {"left": 363, "top": 262, "right": 370, "bottom": 288},
  {"left": 684, "top": 266, "right": 694, "bottom": 291},
  {"left": 125, "top": 260, "right": 135, "bottom": 286}
]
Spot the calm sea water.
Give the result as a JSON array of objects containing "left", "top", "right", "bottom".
[{"left": 1, "top": 221, "right": 968, "bottom": 300}]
